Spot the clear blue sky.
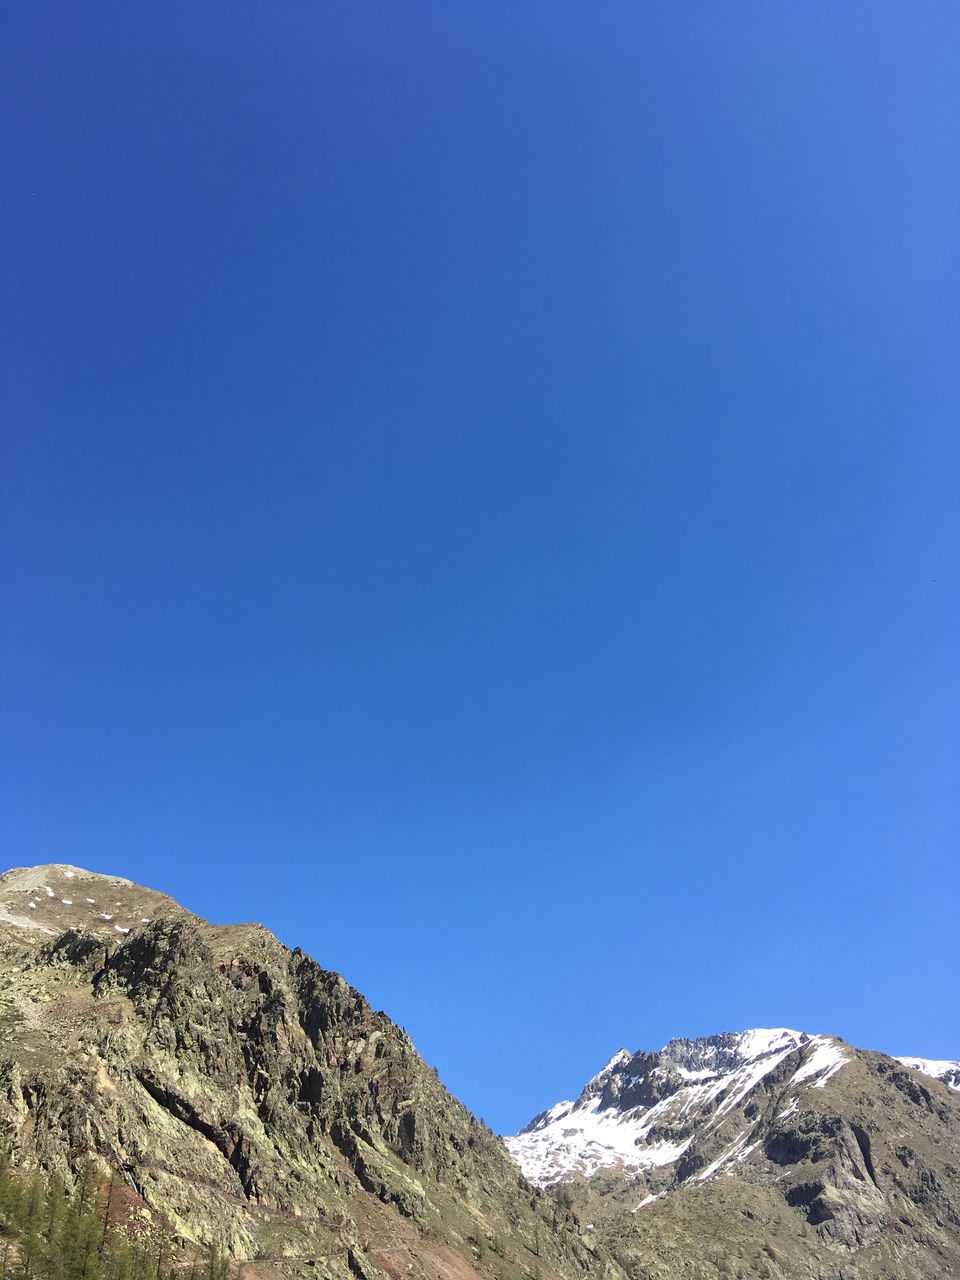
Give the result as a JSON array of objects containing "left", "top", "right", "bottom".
[{"left": 2, "top": 3, "right": 958, "bottom": 1133}]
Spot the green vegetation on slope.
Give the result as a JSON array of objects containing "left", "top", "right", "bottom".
[{"left": 0, "top": 1153, "right": 232, "bottom": 1280}]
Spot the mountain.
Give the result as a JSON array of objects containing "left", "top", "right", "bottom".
[
  {"left": 2, "top": 865, "right": 956, "bottom": 1280},
  {"left": 507, "top": 1029, "right": 960, "bottom": 1279},
  {"left": 0, "top": 865, "right": 619, "bottom": 1280}
]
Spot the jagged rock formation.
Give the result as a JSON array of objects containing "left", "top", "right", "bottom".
[
  {"left": 3, "top": 865, "right": 957, "bottom": 1280},
  {"left": 507, "top": 1030, "right": 960, "bottom": 1279},
  {"left": 0, "top": 865, "right": 620, "bottom": 1280}
]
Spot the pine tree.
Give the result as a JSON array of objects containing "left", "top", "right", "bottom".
[
  {"left": 21, "top": 1220, "right": 45, "bottom": 1280},
  {"left": 23, "top": 1170, "right": 45, "bottom": 1235},
  {"left": 0, "top": 1151, "right": 13, "bottom": 1227}
]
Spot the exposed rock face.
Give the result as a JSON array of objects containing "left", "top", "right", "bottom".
[
  {"left": 507, "top": 1030, "right": 960, "bottom": 1279},
  {"left": 0, "top": 865, "right": 618, "bottom": 1280},
  {"left": 4, "top": 865, "right": 957, "bottom": 1280}
]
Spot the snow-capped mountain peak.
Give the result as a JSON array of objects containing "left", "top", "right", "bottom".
[
  {"left": 506, "top": 1028, "right": 848, "bottom": 1188},
  {"left": 585, "top": 1048, "right": 632, "bottom": 1088},
  {"left": 507, "top": 1028, "right": 959, "bottom": 1201}
]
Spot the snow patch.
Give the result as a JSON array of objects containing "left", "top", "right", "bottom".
[
  {"left": 708, "top": 1044, "right": 798, "bottom": 1125},
  {"left": 736, "top": 1028, "right": 803, "bottom": 1059},
  {"left": 697, "top": 1134, "right": 754, "bottom": 1182},
  {"left": 791, "top": 1037, "right": 847, "bottom": 1089},
  {"left": 896, "top": 1056, "right": 960, "bottom": 1091},
  {"left": 505, "top": 1093, "right": 692, "bottom": 1185}
]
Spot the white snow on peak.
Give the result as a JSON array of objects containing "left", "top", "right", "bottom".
[
  {"left": 587, "top": 1048, "right": 631, "bottom": 1087},
  {"left": 506, "top": 1027, "right": 849, "bottom": 1188},
  {"left": 896, "top": 1056, "right": 960, "bottom": 1091},
  {"left": 734, "top": 1028, "right": 804, "bottom": 1059},
  {"left": 791, "top": 1036, "right": 848, "bottom": 1089}
]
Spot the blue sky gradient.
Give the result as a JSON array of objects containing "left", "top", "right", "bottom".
[{"left": 2, "top": 3, "right": 958, "bottom": 1133}]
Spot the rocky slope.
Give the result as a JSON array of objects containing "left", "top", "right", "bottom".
[
  {"left": 0, "top": 865, "right": 620, "bottom": 1280},
  {"left": 507, "top": 1029, "right": 960, "bottom": 1279},
  {"left": 3, "top": 865, "right": 956, "bottom": 1280}
]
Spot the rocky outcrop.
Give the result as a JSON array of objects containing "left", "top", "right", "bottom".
[
  {"left": 0, "top": 865, "right": 619, "bottom": 1280},
  {"left": 4, "top": 865, "right": 957, "bottom": 1280}
]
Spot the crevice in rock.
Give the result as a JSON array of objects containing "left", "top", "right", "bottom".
[
  {"left": 851, "top": 1124, "right": 879, "bottom": 1189},
  {"left": 135, "top": 1070, "right": 258, "bottom": 1201}
]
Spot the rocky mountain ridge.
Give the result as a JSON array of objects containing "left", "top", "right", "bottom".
[
  {"left": 508, "top": 1028, "right": 960, "bottom": 1278},
  {"left": 0, "top": 864, "right": 616, "bottom": 1280},
  {"left": 507, "top": 1028, "right": 959, "bottom": 1186},
  {"left": 1, "top": 864, "right": 957, "bottom": 1280}
]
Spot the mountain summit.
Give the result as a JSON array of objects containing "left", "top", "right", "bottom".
[
  {"left": 508, "top": 1029, "right": 845, "bottom": 1185},
  {"left": 508, "top": 1029, "right": 960, "bottom": 1278},
  {"left": 1, "top": 865, "right": 957, "bottom": 1280},
  {"left": 0, "top": 864, "right": 611, "bottom": 1280}
]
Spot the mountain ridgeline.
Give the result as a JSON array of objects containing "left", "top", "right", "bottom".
[
  {"left": 507, "top": 1030, "right": 960, "bottom": 1279},
  {"left": 0, "top": 865, "right": 611, "bottom": 1280},
  {"left": 0, "top": 865, "right": 958, "bottom": 1280}
]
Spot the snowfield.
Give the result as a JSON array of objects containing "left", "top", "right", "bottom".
[
  {"left": 896, "top": 1056, "right": 960, "bottom": 1091},
  {"left": 506, "top": 1028, "right": 851, "bottom": 1187}
]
